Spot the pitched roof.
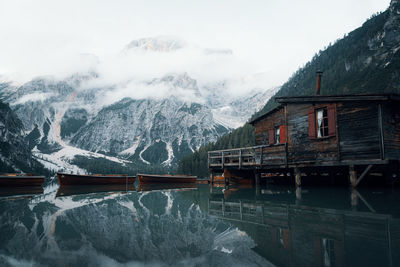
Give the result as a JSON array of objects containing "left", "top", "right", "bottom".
[
  {"left": 250, "top": 94, "right": 400, "bottom": 125},
  {"left": 275, "top": 94, "right": 400, "bottom": 103}
]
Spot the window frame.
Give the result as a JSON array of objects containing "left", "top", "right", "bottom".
[
  {"left": 275, "top": 126, "right": 280, "bottom": 144},
  {"left": 315, "top": 107, "right": 329, "bottom": 138}
]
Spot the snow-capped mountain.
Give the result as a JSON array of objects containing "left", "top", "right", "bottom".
[
  {"left": 124, "top": 36, "right": 186, "bottom": 52},
  {"left": 0, "top": 100, "right": 47, "bottom": 173},
  {"left": 0, "top": 37, "right": 277, "bottom": 172}
]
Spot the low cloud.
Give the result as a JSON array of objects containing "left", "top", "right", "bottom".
[{"left": 14, "top": 92, "right": 55, "bottom": 105}]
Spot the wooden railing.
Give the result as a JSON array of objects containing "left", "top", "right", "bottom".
[
  {"left": 208, "top": 199, "right": 289, "bottom": 227},
  {"left": 208, "top": 144, "right": 286, "bottom": 169},
  {"left": 208, "top": 145, "right": 266, "bottom": 169}
]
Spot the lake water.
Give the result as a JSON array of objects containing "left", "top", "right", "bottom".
[{"left": 0, "top": 181, "right": 399, "bottom": 267}]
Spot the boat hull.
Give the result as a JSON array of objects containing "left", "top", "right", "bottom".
[
  {"left": 57, "top": 173, "right": 136, "bottom": 185},
  {"left": 0, "top": 176, "right": 45, "bottom": 187},
  {"left": 137, "top": 174, "right": 197, "bottom": 184}
]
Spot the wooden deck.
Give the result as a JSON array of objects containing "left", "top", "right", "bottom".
[{"left": 208, "top": 145, "right": 287, "bottom": 170}]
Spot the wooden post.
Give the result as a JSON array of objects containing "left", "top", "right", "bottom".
[
  {"left": 239, "top": 149, "right": 242, "bottom": 169},
  {"left": 378, "top": 104, "right": 385, "bottom": 160},
  {"left": 240, "top": 200, "right": 243, "bottom": 220},
  {"left": 222, "top": 198, "right": 225, "bottom": 216},
  {"left": 210, "top": 172, "right": 214, "bottom": 184},
  {"left": 349, "top": 165, "right": 357, "bottom": 187},
  {"left": 255, "top": 171, "right": 261, "bottom": 186},
  {"left": 296, "top": 187, "right": 302, "bottom": 201},
  {"left": 221, "top": 152, "right": 224, "bottom": 169},
  {"left": 294, "top": 167, "right": 301, "bottom": 187},
  {"left": 351, "top": 189, "right": 358, "bottom": 210}
]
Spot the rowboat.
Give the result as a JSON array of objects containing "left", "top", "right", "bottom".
[
  {"left": 56, "top": 184, "right": 136, "bottom": 197},
  {"left": 57, "top": 173, "right": 136, "bottom": 186},
  {"left": 137, "top": 173, "right": 197, "bottom": 184},
  {"left": 0, "top": 173, "right": 45, "bottom": 187}
]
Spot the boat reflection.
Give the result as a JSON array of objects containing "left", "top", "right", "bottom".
[
  {"left": 56, "top": 184, "right": 136, "bottom": 197},
  {"left": 0, "top": 186, "right": 43, "bottom": 198},
  {"left": 207, "top": 185, "right": 400, "bottom": 267},
  {"left": 137, "top": 183, "right": 197, "bottom": 192}
]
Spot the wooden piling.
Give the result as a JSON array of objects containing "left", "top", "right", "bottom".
[
  {"left": 294, "top": 168, "right": 301, "bottom": 187},
  {"left": 349, "top": 165, "right": 357, "bottom": 187},
  {"left": 255, "top": 171, "right": 261, "bottom": 186}
]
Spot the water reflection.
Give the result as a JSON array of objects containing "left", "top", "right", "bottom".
[
  {"left": 56, "top": 184, "right": 136, "bottom": 197},
  {"left": 0, "top": 183, "right": 271, "bottom": 267},
  {"left": 137, "top": 183, "right": 197, "bottom": 192},
  {"left": 1, "top": 182, "right": 399, "bottom": 266},
  {"left": 208, "top": 185, "right": 400, "bottom": 267}
]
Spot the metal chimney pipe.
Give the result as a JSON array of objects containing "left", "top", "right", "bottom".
[{"left": 316, "top": 71, "right": 323, "bottom": 95}]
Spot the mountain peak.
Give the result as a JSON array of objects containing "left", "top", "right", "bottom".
[{"left": 125, "top": 36, "right": 186, "bottom": 52}]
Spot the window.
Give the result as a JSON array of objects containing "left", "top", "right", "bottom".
[
  {"left": 275, "top": 126, "right": 280, "bottom": 144},
  {"left": 268, "top": 125, "right": 286, "bottom": 145},
  {"left": 308, "top": 105, "right": 336, "bottom": 139},
  {"left": 322, "top": 238, "right": 336, "bottom": 267},
  {"left": 316, "top": 108, "right": 329, "bottom": 138}
]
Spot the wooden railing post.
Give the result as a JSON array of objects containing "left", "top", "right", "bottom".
[
  {"left": 221, "top": 151, "right": 224, "bottom": 169},
  {"left": 239, "top": 149, "right": 242, "bottom": 169}
]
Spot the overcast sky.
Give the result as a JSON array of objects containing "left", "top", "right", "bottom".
[{"left": 0, "top": 0, "right": 391, "bottom": 90}]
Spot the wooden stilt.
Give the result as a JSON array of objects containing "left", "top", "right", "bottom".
[
  {"left": 351, "top": 189, "right": 358, "bottom": 210},
  {"left": 294, "top": 167, "right": 301, "bottom": 187},
  {"left": 295, "top": 187, "right": 302, "bottom": 201},
  {"left": 255, "top": 171, "right": 261, "bottom": 186},
  {"left": 349, "top": 165, "right": 357, "bottom": 187}
]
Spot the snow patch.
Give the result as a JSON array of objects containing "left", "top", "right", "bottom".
[
  {"left": 139, "top": 144, "right": 151, "bottom": 165},
  {"left": 161, "top": 142, "right": 174, "bottom": 166},
  {"left": 119, "top": 139, "right": 140, "bottom": 156}
]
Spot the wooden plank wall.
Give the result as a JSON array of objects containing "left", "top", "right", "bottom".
[
  {"left": 254, "top": 108, "right": 284, "bottom": 146},
  {"left": 337, "top": 102, "right": 381, "bottom": 160},
  {"left": 286, "top": 103, "right": 338, "bottom": 164},
  {"left": 262, "top": 145, "right": 286, "bottom": 166},
  {"left": 383, "top": 102, "right": 400, "bottom": 160}
]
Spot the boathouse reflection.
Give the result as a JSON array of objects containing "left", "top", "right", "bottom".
[{"left": 207, "top": 186, "right": 400, "bottom": 267}]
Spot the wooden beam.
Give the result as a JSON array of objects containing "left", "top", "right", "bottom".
[
  {"left": 354, "top": 189, "right": 376, "bottom": 213},
  {"left": 355, "top": 164, "right": 373, "bottom": 187}
]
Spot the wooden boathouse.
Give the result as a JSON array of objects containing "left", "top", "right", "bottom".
[{"left": 208, "top": 76, "right": 400, "bottom": 187}]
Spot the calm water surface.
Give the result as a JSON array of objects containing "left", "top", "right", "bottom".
[{"left": 0, "top": 181, "right": 399, "bottom": 267}]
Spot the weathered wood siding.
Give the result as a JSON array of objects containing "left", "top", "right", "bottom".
[
  {"left": 262, "top": 145, "right": 286, "bottom": 166},
  {"left": 383, "top": 102, "right": 400, "bottom": 160},
  {"left": 254, "top": 108, "right": 284, "bottom": 146},
  {"left": 254, "top": 108, "right": 287, "bottom": 166},
  {"left": 286, "top": 103, "right": 338, "bottom": 164},
  {"left": 337, "top": 102, "right": 381, "bottom": 160}
]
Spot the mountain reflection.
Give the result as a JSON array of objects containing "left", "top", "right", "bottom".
[{"left": 0, "top": 184, "right": 271, "bottom": 267}]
